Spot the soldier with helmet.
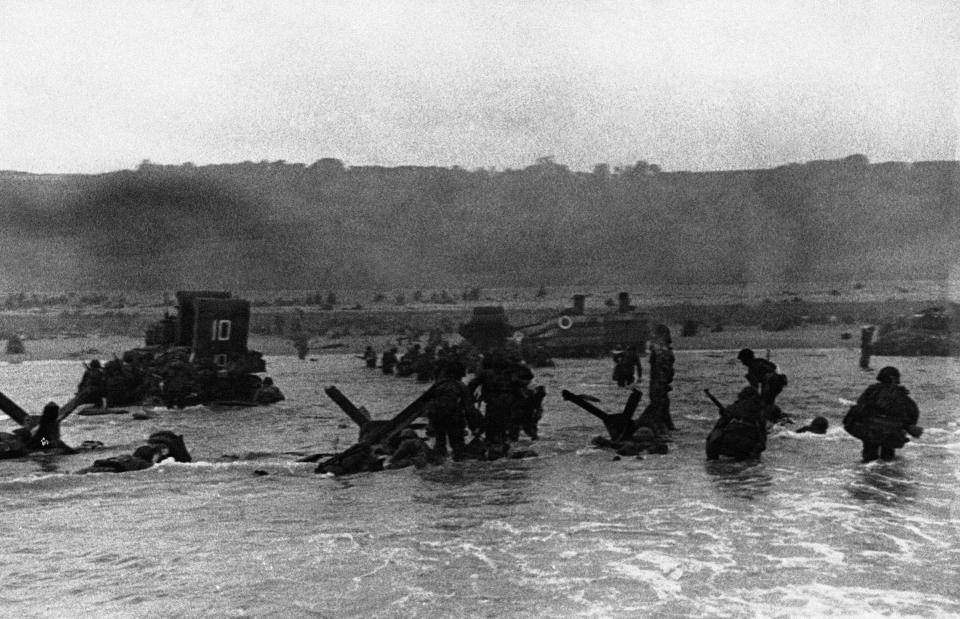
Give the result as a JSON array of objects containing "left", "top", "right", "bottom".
[
  {"left": 843, "top": 366, "right": 922, "bottom": 462},
  {"left": 76, "top": 359, "right": 107, "bottom": 408},
  {"left": 426, "top": 360, "right": 476, "bottom": 461},
  {"left": 638, "top": 324, "right": 676, "bottom": 433},
  {"left": 737, "top": 348, "right": 787, "bottom": 407},
  {"left": 468, "top": 352, "right": 515, "bottom": 459},
  {"left": 705, "top": 386, "right": 768, "bottom": 461}
]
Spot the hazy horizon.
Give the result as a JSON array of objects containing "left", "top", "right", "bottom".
[
  {"left": 2, "top": 1, "right": 958, "bottom": 175},
  {"left": 4, "top": 153, "right": 960, "bottom": 178}
]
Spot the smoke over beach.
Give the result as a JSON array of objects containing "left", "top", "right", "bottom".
[{"left": 1, "top": 156, "right": 957, "bottom": 292}]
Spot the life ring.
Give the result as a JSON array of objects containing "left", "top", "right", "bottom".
[{"left": 557, "top": 315, "right": 574, "bottom": 330}]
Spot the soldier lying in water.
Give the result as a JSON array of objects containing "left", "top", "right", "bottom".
[
  {"left": 77, "top": 431, "right": 191, "bottom": 473},
  {"left": 253, "top": 377, "right": 285, "bottom": 405},
  {"left": 795, "top": 416, "right": 829, "bottom": 434},
  {"left": 385, "top": 428, "right": 434, "bottom": 469}
]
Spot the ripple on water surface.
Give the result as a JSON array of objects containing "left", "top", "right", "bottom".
[{"left": 1, "top": 352, "right": 959, "bottom": 616}]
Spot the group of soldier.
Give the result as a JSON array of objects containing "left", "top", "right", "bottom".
[
  {"left": 75, "top": 354, "right": 282, "bottom": 410},
  {"left": 702, "top": 348, "right": 790, "bottom": 461},
  {"left": 707, "top": 347, "right": 921, "bottom": 464},
  {"left": 1, "top": 324, "right": 925, "bottom": 474},
  {"left": 350, "top": 321, "right": 924, "bottom": 470},
  {"left": 1, "top": 351, "right": 284, "bottom": 468},
  {"left": 364, "top": 341, "right": 480, "bottom": 384},
  {"left": 603, "top": 324, "right": 923, "bottom": 465},
  {"left": 354, "top": 341, "right": 546, "bottom": 466}
]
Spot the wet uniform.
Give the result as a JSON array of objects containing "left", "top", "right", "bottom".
[
  {"left": 743, "top": 356, "right": 787, "bottom": 406},
  {"left": 427, "top": 377, "right": 474, "bottom": 460},
  {"left": 468, "top": 361, "right": 514, "bottom": 459},
  {"left": 638, "top": 341, "right": 676, "bottom": 432},
  {"left": 844, "top": 376, "right": 920, "bottom": 462},
  {"left": 612, "top": 347, "right": 641, "bottom": 387},
  {"left": 381, "top": 349, "right": 398, "bottom": 375},
  {"left": 706, "top": 388, "right": 767, "bottom": 461},
  {"left": 76, "top": 363, "right": 107, "bottom": 407}
]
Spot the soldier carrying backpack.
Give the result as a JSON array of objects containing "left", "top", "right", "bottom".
[{"left": 843, "top": 366, "right": 922, "bottom": 463}]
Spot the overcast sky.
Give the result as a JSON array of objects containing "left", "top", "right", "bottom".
[{"left": 1, "top": 0, "right": 958, "bottom": 174}]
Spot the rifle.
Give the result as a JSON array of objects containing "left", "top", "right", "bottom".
[{"left": 704, "top": 389, "right": 725, "bottom": 414}]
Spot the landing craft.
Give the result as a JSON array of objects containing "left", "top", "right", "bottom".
[
  {"left": 89, "top": 291, "right": 268, "bottom": 407},
  {"left": 458, "top": 292, "right": 650, "bottom": 359}
]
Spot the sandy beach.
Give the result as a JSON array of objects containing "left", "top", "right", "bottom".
[{"left": 1, "top": 281, "right": 947, "bottom": 363}]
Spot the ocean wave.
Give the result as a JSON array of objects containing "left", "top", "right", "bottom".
[{"left": 716, "top": 583, "right": 960, "bottom": 617}]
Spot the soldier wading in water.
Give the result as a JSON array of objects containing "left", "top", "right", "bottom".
[
  {"left": 426, "top": 361, "right": 478, "bottom": 461},
  {"left": 843, "top": 366, "right": 922, "bottom": 463},
  {"left": 637, "top": 325, "right": 676, "bottom": 433},
  {"left": 705, "top": 386, "right": 768, "bottom": 461}
]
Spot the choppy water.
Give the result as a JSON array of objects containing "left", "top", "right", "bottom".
[{"left": 2, "top": 350, "right": 959, "bottom": 618}]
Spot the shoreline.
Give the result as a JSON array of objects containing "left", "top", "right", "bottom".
[
  {"left": 1, "top": 323, "right": 865, "bottom": 364},
  {"left": 2, "top": 289, "right": 948, "bottom": 363}
]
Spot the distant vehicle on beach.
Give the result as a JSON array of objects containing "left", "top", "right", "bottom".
[
  {"left": 870, "top": 305, "right": 958, "bottom": 356},
  {"left": 459, "top": 292, "right": 651, "bottom": 359}
]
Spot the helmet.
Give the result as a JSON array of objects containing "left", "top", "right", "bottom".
[
  {"left": 876, "top": 366, "right": 900, "bottom": 384},
  {"left": 654, "top": 324, "right": 672, "bottom": 339},
  {"left": 443, "top": 361, "right": 467, "bottom": 379},
  {"left": 809, "top": 416, "right": 829, "bottom": 433},
  {"left": 514, "top": 366, "right": 534, "bottom": 381},
  {"left": 147, "top": 431, "right": 191, "bottom": 462},
  {"left": 737, "top": 348, "right": 754, "bottom": 362}
]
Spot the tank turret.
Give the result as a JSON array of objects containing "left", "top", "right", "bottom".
[{"left": 458, "top": 306, "right": 515, "bottom": 351}]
